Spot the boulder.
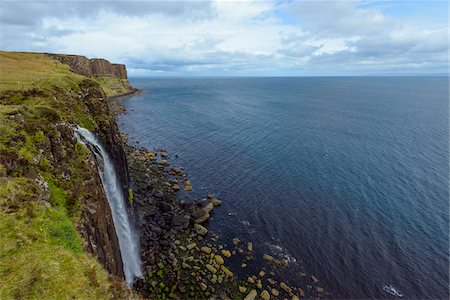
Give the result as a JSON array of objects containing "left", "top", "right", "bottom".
[
  {"left": 214, "top": 255, "right": 224, "bottom": 265},
  {"left": 201, "top": 246, "right": 212, "bottom": 254},
  {"left": 261, "top": 290, "right": 270, "bottom": 300},
  {"left": 244, "top": 290, "right": 257, "bottom": 300},
  {"left": 220, "top": 265, "right": 233, "bottom": 277},
  {"left": 194, "top": 224, "right": 208, "bottom": 235}
]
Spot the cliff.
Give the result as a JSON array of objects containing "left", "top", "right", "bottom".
[
  {"left": 47, "top": 54, "right": 128, "bottom": 79},
  {"left": 0, "top": 51, "right": 134, "bottom": 298}
]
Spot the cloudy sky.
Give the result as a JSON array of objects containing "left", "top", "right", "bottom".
[{"left": 0, "top": 0, "right": 448, "bottom": 76}]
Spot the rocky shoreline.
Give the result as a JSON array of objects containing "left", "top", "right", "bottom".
[{"left": 112, "top": 93, "right": 329, "bottom": 299}]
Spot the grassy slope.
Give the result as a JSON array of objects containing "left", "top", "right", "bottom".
[{"left": 0, "top": 51, "right": 129, "bottom": 299}]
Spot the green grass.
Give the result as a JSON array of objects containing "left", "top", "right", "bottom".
[
  {"left": 0, "top": 203, "right": 110, "bottom": 299},
  {"left": 0, "top": 51, "right": 133, "bottom": 298}
]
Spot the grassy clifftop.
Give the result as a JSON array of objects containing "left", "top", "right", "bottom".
[{"left": 0, "top": 51, "right": 131, "bottom": 299}]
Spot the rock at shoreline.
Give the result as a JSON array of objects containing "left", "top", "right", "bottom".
[
  {"left": 211, "top": 198, "right": 222, "bottom": 206},
  {"left": 184, "top": 180, "right": 193, "bottom": 191},
  {"left": 201, "top": 246, "right": 212, "bottom": 254},
  {"left": 247, "top": 242, "right": 253, "bottom": 252},
  {"left": 263, "top": 254, "right": 274, "bottom": 261},
  {"left": 214, "top": 255, "right": 224, "bottom": 265},
  {"left": 220, "top": 265, "right": 233, "bottom": 278},
  {"left": 261, "top": 290, "right": 270, "bottom": 300},
  {"left": 244, "top": 290, "right": 257, "bottom": 300},
  {"left": 194, "top": 224, "right": 208, "bottom": 235},
  {"left": 221, "top": 250, "right": 231, "bottom": 258},
  {"left": 190, "top": 200, "right": 214, "bottom": 224}
]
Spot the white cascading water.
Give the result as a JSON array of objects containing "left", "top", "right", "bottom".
[{"left": 74, "top": 126, "right": 142, "bottom": 286}]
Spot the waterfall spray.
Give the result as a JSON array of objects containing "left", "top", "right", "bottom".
[{"left": 75, "top": 126, "right": 142, "bottom": 286}]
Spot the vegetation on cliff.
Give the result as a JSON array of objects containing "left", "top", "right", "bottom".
[{"left": 0, "top": 51, "right": 131, "bottom": 298}]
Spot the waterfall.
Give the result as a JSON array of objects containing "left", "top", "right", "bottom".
[{"left": 74, "top": 126, "right": 142, "bottom": 286}]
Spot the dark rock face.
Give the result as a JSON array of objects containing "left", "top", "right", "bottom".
[
  {"left": 78, "top": 149, "right": 125, "bottom": 277},
  {"left": 47, "top": 54, "right": 128, "bottom": 80},
  {"left": 78, "top": 79, "right": 130, "bottom": 193},
  {"left": 113, "top": 64, "right": 128, "bottom": 79},
  {"left": 90, "top": 58, "right": 115, "bottom": 76}
]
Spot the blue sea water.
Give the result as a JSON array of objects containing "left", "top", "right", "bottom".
[{"left": 119, "top": 77, "right": 449, "bottom": 299}]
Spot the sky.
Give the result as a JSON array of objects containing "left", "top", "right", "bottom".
[{"left": 0, "top": 0, "right": 448, "bottom": 76}]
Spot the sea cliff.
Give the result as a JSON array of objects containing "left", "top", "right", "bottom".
[
  {"left": 0, "top": 51, "right": 316, "bottom": 299},
  {"left": 0, "top": 51, "right": 134, "bottom": 298}
]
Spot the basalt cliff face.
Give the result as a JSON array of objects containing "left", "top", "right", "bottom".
[
  {"left": 47, "top": 54, "right": 128, "bottom": 79},
  {"left": 0, "top": 51, "right": 135, "bottom": 298}
]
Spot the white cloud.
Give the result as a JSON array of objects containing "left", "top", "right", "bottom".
[{"left": 0, "top": 0, "right": 447, "bottom": 75}]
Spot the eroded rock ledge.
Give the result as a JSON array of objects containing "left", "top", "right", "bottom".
[{"left": 47, "top": 53, "right": 128, "bottom": 79}]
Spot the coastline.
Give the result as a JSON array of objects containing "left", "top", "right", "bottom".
[{"left": 114, "top": 86, "right": 328, "bottom": 299}]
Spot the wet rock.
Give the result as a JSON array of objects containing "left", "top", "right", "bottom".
[
  {"left": 207, "top": 194, "right": 214, "bottom": 199},
  {"left": 263, "top": 254, "right": 274, "bottom": 261},
  {"left": 172, "top": 215, "right": 190, "bottom": 229},
  {"left": 247, "top": 242, "right": 253, "bottom": 252},
  {"left": 187, "top": 243, "right": 197, "bottom": 250},
  {"left": 292, "top": 295, "right": 300, "bottom": 300},
  {"left": 194, "top": 224, "right": 208, "bottom": 235},
  {"left": 206, "top": 264, "right": 217, "bottom": 273},
  {"left": 201, "top": 246, "right": 212, "bottom": 254},
  {"left": 220, "top": 265, "right": 233, "bottom": 277},
  {"left": 182, "top": 262, "right": 191, "bottom": 269},
  {"left": 239, "top": 286, "right": 247, "bottom": 293},
  {"left": 191, "top": 202, "right": 214, "bottom": 223},
  {"left": 271, "top": 289, "right": 279, "bottom": 297},
  {"left": 248, "top": 277, "right": 255, "bottom": 284},
  {"left": 184, "top": 180, "right": 193, "bottom": 191},
  {"left": 169, "top": 167, "right": 181, "bottom": 174},
  {"left": 212, "top": 198, "right": 222, "bottom": 206},
  {"left": 244, "top": 290, "right": 257, "bottom": 300},
  {"left": 232, "top": 238, "right": 241, "bottom": 245},
  {"left": 259, "top": 271, "right": 265, "bottom": 277},
  {"left": 261, "top": 290, "right": 270, "bottom": 300},
  {"left": 267, "top": 278, "right": 276, "bottom": 285},
  {"left": 241, "top": 263, "right": 247, "bottom": 268},
  {"left": 256, "top": 282, "right": 262, "bottom": 289},
  {"left": 214, "top": 255, "right": 224, "bottom": 265},
  {"left": 160, "top": 151, "right": 169, "bottom": 158},
  {"left": 311, "top": 276, "right": 319, "bottom": 283},
  {"left": 199, "top": 282, "right": 207, "bottom": 291},
  {"left": 221, "top": 250, "right": 231, "bottom": 258},
  {"left": 159, "top": 159, "right": 168, "bottom": 165},
  {"left": 317, "top": 287, "right": 324, "bottom": 293},
  {"left": 280, "top": 282, "right": 292, "bottom": 293}
]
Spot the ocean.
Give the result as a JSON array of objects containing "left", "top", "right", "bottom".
[{"left": 119, "top": 77, "right": 449, "bottom": 299}]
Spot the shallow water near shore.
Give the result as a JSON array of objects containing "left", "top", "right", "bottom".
[{"left": 119, "top": 77, "right": 448, "bottom": 299}]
